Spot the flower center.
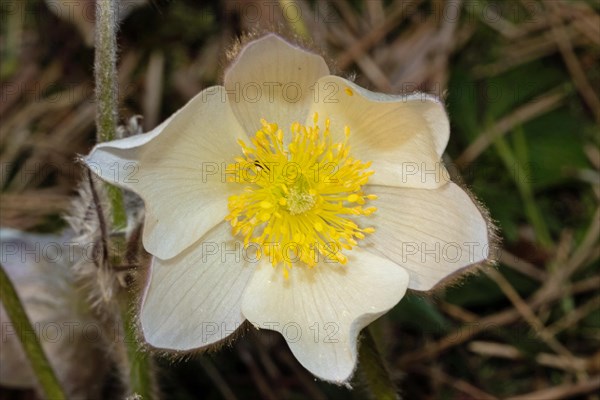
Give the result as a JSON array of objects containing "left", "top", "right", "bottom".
[
  {"left": 286, "top": 175, "right": 315, "bottom": 215},
  {"left": 225, "top": 113, "right": 377, "bottom": 277}
]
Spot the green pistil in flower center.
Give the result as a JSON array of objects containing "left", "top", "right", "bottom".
[
  {"left": 225, "top": 113, "right": 377, "bottom": 278},
  {"left": 286, "top": 176, "right": 316, "bottom": 215}
]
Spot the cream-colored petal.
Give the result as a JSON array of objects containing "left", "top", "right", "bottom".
[
  {"left": 307, "top": 76, "right": 450, "bottom": 189},
  {"left": 140, "top": 222, "right": 254, "bottom": 350},
  {"left": 359, "top": 183, "right": 489, "bottom": 291},
  {"left": 224, "top": 34, "right": 330, "bottom": 134},
  {"left": 241, "top": 248, "right": 409, "bottom": 383},
  {"left": 85, "top": 86, "right": 247, "bottom": 259}
]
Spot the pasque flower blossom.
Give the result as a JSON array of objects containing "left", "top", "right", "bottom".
[{"left": 85, "top": 34, "right": 489, "bottom": 383}]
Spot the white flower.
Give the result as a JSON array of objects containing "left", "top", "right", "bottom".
[{"left": 85, "top": 34, "right": 489, "bottom": 383}]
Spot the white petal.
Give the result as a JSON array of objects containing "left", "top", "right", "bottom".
[
  {"left": 360, "top": 183, "right": 489, "bottom": 291},
  {"left": 224, "top": 34, "right": 330, "bottom": 134},
  {"left": 307, "top": 76, "right": 450, "bottom": 189},
  {"left": 85, "top": 86, "right": 247, "bottom": 259},
  {"left": 241, "top": 248, "right": 409, "bottom": 383},
  {"left": 140, "top": 222, "right": 254, "bottom": 350}
]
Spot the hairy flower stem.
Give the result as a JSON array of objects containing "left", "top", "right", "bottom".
[
  {"left": 278, "top": 0, "right": 309, "bottom": 39},
  {"left": 119, "top": 291, "right": 157, "bottom": 400},
  {"left": 94, "top": 1, "right": 155, "bottom": 397},
  {"left": 0, "top": 263, "right": 66, "bottom": 399},
  {"left": 95, "top": 0, "right": 118, "bottom": 143},
  {"left": 94, "top": 0, "right": 126, "bottom": 229},
  {"left": 358, "top": 326, "right": 399, "bottom": 400}
]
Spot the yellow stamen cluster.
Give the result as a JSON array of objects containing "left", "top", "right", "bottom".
[{"left": 225, "top": 114, "right": 377, "bottom": 277}]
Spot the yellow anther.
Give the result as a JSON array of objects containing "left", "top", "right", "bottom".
[
  {"left": 259, "top": 212, "right": 271, "bottom": 222},
  {"left": 364, "top": 207, "right": 377, "bottom": 215},
  {"left": 336, "top": 253, "right": 348, "bottom": 264},
  {"left": 260, "top": 201, "right": 273, "bottom": 209},
  {"left": 344, "top": 87, "right": 354, "bottom": 96}
]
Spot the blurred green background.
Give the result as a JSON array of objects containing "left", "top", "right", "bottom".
[{"left": 1, "top": 0, "right": 598, "bottom": 399}]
